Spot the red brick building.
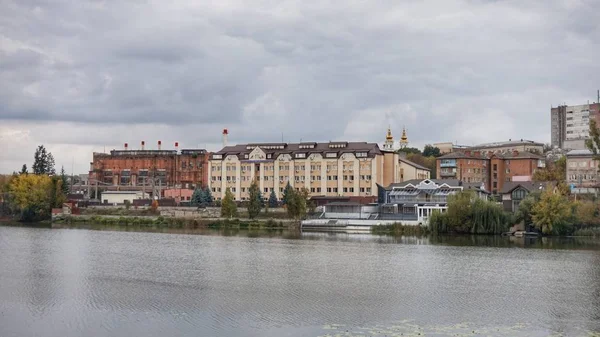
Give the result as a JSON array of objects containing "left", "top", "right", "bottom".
[
  {"left": 89, "top": 143, "right": 209, "bottom": 193},
  {"left": 437, "top": 150, "right": 545, "bottom": 195}
]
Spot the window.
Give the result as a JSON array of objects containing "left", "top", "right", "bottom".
[
  {"left": 182, "top": 161, "right": 187, "bottom": 169},
  {"left": 333, "top": 188, "right": 338, "bottom": 193},
  {"left": 343, "top": 175, "right": 348, "bottom": 180},
  {"left": 327, "top": 187, "right": 332, "bottom": 193},
  {"left": 366, "top": 188, "right": 371, "bottom": 193},
  {"left": 326, "top": 153, "right": 337, "bottom": 158},
  {"left": 264, "top": 188, "right": 268, "bottom": 193},
  {"left": 231, "top": 187, "right": 236, "bottom": 192},
  {"left": 349, "top": 187, "right": 354, "bottom": 192},
  {"left": 493, "top": 182, "right": 497, "bottom": 188},
  {"left": 343, "top": 187, "right": 348, "bottom": 193},
  {"left": 506, "top": 160, "right": 510, "bottom": 165},
  {"left": 213, "top": 154, "right": 222, "bottom": 159},
  {"left": 512, "top": 188, "right": 527, "bottom": 200},
  {"left": 355, "top": 152, "right": 367, "bottom": 158},
  {"left": 506, "top": 169, "right": 510, "bottom": 174},
  {"left": 311, "top": 188, "right": 316, "bottom": 193},
  {"left": 316, "top": 188, "right": 321, "bottom": 193},
  {"left": 360, "top": 187, "right": 365, "bottom": 193},
  {"left": 295, "top": 153, "right": 306, "bottom": 158}
]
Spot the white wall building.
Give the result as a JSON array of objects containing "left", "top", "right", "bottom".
[{"left": 100, "top": 191, "right": 148, "bottom": 205}]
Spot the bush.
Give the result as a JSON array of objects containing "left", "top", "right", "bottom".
[{"left": 371, "top": 222, "right": 429, "bottom": 235}]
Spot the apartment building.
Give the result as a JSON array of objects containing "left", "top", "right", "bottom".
[
  {"left": 551, "top": 102, "right": 600, "bottom": 150},
  {"left": 566, "top": 149, "right": 599, "bottom": 194},
  {"left": 436, "top": 150, "right": 545, "bottom": 195},
  {"left": 468, "top": 139, "right": 544, "bottom": 155},
  {"left": 208, "top": 142, "right": 385, "bottom": 200}
]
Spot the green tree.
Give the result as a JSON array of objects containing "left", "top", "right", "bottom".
[
  {"left": 202, "top": 187, "right": 213, "bottom": 206},
  {"left": 191, "top": 188, "right": 203, "bottom": 206},
  {"left": 221, "top": 188, "right": 237, "bottom": 218},
  {"left": 586, "top": 119, "right": 600, "bottom": 171},
  {"left": 574, "top": 201, "right": 599, "bottom": 227},
  {"left": 247, "top": 180, "right": 262, "bottom": 219},
  {"left": 533, "top": 156, "right": 566, "bottom": 182},
  {"left": 286, "top": 188, "right": 309, "bottom": 219},
  {"left": 397, "top": 147, "right": 422, "bottom": 155},
  {"left": 59, "top": 166, "right": 69, "bottom": 195},
  {"left": 515, "top": 192, "right": 541, "bottom": 226},
  {"left": 282, "top": 182, "right": 293, "bottom": 205},
  {"left": 422, "top": 145, "right": 441, "bottom": 157},
  {"left": 8, "top": 174, "right": 66, "bottom": 221},
  {"left": 532, "top": 190, "right": 572, "bottom": 235},
  {"left": 32, "top": 145, "right": 56, "bottom": 175},
  {"left": 20, "top": 164, "right": 28, "bottom": 175},
  {"left": 268, "top": 190, "right": 278, "bottom": 208},
  {"left": 444, "top": 191, "right": 474, "bottom": 232}
]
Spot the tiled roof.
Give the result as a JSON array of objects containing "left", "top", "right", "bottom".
[
  {"left": 213, "top": 141, "right": 382, "bottom": 159},
  {"left": 566, "top": 149, "right": 595, "bottom": 156}
]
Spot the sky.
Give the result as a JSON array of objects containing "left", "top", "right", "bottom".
[{"left": 1, "top": 0, "right": 599, "bottom": 174}]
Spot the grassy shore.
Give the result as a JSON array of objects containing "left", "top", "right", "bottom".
[
  {"left": 53, "top": 214, "right": 299, "bottom": 230},
  {"left": 370, "top": 222, "right": 430, "bottom": 236}
]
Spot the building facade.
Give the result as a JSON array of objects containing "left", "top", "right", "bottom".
[
  {"left": 551, "top": 102, "right": 600, "bottom": 150},
  {"left": 383, "top": 179, "right": 488, "bottom": 223},
  {"left": 499, "top": 182, "right": 546, "bottom": 213},
  {"left": 208, "top": 142, "right": 385, "bottom": 200},
  {"left": 566, "top": 149, "right": 599, "bottom": 194},
  {"left": 468, "top": 139, "right": 544, "bottom": 155},
  {"left": 89, "top": 142, "right": 209, "bottom": 195},
  {"left": 436, "top": 150, "right": 545, "bottom": 195}
]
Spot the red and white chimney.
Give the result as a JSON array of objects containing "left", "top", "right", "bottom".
[
  {"left": 222, "top": 128, "right": 228, "bottom": 148},
  {"left": 158, "top": 140, "right": 162, "bottom": 150},
  {"left": 124, "top": 143, "right": 128, "bottom": 150},
  {"left": 141, "top": 141, "right": 145, "bottom": 150},
  {"left": 175, "top": 142, "right": 179, "bottom": 152}
]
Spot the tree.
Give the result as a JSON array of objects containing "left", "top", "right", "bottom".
[
  {"left": 422, "top": 145, "right": 441, "bottom": 158},
  {"left": 282, "top": 182, "right": 293, "bottom": 206},
  {"left": 515, "top": 192, "right": 541, "bottom": 226},
  {"left": 406, "top": 153, "right": 437, "bottom": 179},
  {"left": 397, "top": 147, "right": 421, "bottom": 155},
  {"left": 533, "top": 156, "right": 566, "bottom": 182},
  {"left": 32, "top": 145, "right": 56, "bottom": 175},
  {"left": 247, "top": 180, "right": 262, "bottom": 219},
  {"left": 221, "top": 188, "right": 237, "bottom": 218},
  {"left": 586, "top": 119, "right": 600, "bottom": 171},
  {"left": 59, "top": 166, "right": 69, "bottom": 195},
  {"left": 202, "top": 187, "right": 213, "bottom": 206},
  {"left": 444, "top": 191, "right": 474, "bottom": 232},
  {"left": 191, "top": 188, "right": 203, "bottom": 206},
  {"left": 286, "top": 187, "right": 309, "bottom": 219},
  {"left": 8, "top": 174, "right": 66, "bottom": 221},
  {"left": 268, "top": 190, "right": 278, "bottom": 208},
  {"left": 574, "top": 201, "right": 600, "bottom": 227},
  {"left": 47, "top": 153, "right": 56, "bottom": 175},
  {"left": 20, "top": 164, "right": 28, "bottom": 175},
  {"left": 532, "top": 190, "right": 572, "bottom": 235}
]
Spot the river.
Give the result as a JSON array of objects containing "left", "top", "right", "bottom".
[{"left": 0, "top": 225, "right": 599, "bottom": 336}]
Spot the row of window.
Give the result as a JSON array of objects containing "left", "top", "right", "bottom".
[
  {"left": 212, "top": 174, "right": 373, "bottom": 182},
  {"left": 181, "top": 161, "right": 203, "bottom": 169},
  {"left": 568, "top": 161, "right": 596, "bottom": 168},
  {"left": 210, "top": 187, "right": 373, "bottom": 194},
  {"left": 211, "top": 163, "right": 373, "bottom": 171}
]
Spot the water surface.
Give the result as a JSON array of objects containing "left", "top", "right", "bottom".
[{"left": 0, "top": 225, "right": 599, "bottom": 336}]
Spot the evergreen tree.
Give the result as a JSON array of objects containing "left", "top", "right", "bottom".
[
  {"left": 191, "top": 188, "right": 203, "bottom": 206},
  {"left": 247, "top": 180, "right": 262, "bottom": 219},
  {"left": 20, "top": 164, "right": 28, "bottom": 175},
  {"left": 268, "top": 190, "right": 278, "bottom": 208},
  {"left": 32, "top": 145, "right": 48, "bottom": 174},
  {"left": 32, "top": 145, "right": 56, "bottom": 175},
  {"left": 282, "top": 182, "right": 293, "bottom": 205},
  {"left": 59, "top": 166, "right": 69, "bottom": 195},
  {"left": 203, "top": 187, "right": 213, "bottom": 206},
  {"left": 47, "top": 153, "right": 56, "bottom": 175},
  {"left": 221, "top": 188, "right": 237, "bottom": 218}
]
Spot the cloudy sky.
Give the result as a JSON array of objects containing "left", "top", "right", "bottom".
[{"left": 1, "top": 0, "right": 599, "bottom": 174}]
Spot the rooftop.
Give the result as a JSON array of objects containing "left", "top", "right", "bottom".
[
  {"left": 470, "top": 139, "right": 544, "bottom": 149},
  {"left": 566, "top": 149, "right": 595, "bottom": 156},
  {"left": 398, "top": 157, "right": 431, "bottom": 171},
  {"left": 499, "top": 181, "right": 547, "bottom": 194},
  {"left": 214, "top": 141, "right": 382, "bottom": 159}
]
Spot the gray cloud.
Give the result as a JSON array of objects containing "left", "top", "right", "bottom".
[{"left": 1, "top": 0, "right": 600, "bottom": 173}]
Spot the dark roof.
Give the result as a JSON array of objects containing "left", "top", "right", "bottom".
[
  {"left": 213, "top": 141, "right": 382, "bottom": 160},
  {"left": 499, "top": 181, "right": 546, "bottom": 194},
  {"left": 398, "top": 157, "right": 431, "bottom": 171},
  {"left": 437, "top": 150, "right": 544, "bottom": 160}
]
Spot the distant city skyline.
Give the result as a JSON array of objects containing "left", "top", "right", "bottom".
[{"left": 1, "top": 1, "right": 599, "bottom": 174}]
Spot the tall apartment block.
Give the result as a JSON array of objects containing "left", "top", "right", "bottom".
[{"left": 551, "top": 99, "right": 600, "bottom": 150}]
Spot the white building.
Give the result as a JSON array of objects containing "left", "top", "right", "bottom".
[{"left": 100, "top": 191, "right": 148, "bottom": 205}]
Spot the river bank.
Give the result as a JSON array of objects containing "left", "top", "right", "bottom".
[{"left": 52, "top": 214, "right": 300, "bottom": 230}]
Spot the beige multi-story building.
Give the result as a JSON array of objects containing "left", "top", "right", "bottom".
[
  {"left": 566, "top": 149, "right": 599, "bottom": 194},
  {"left": 208, "top": 141, "right": 385, "bottom": 200}
]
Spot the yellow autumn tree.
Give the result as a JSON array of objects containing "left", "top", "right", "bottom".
[{"left": 8, "top": 174, "right": 66, "bottom": 221}]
